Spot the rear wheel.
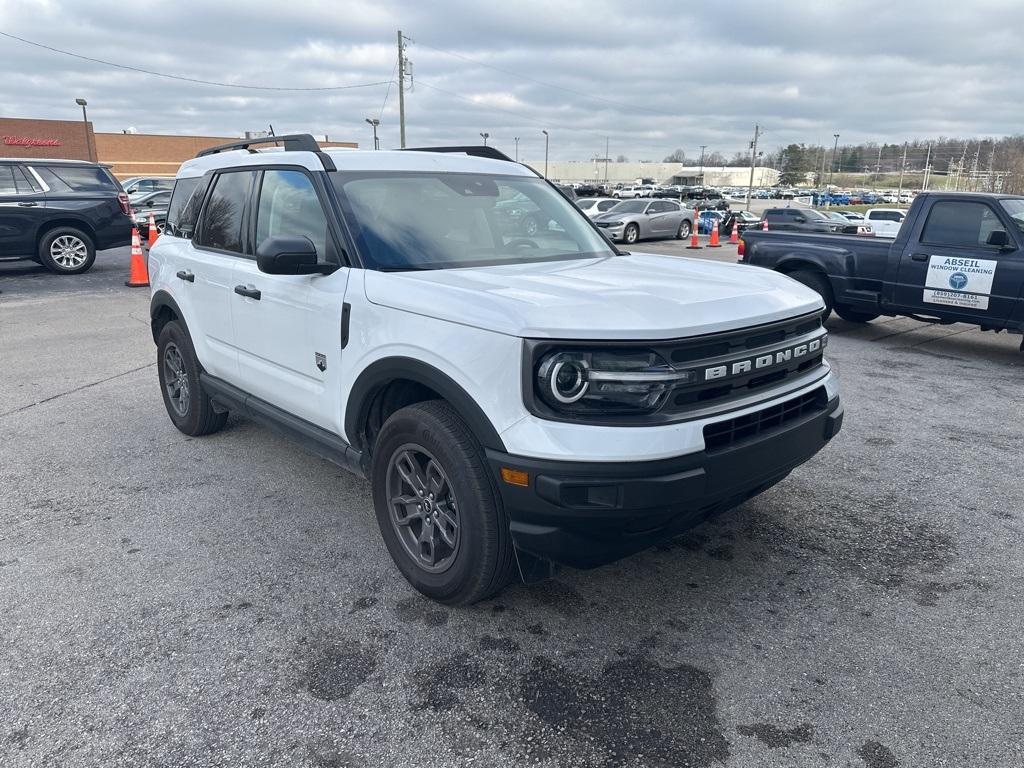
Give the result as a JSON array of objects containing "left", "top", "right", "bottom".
[
  {"left": 835, "top": 304, "right": 879, "bottom": 323},
  {"left": 786, "top": 269, "right": 834, "bottom": 318},
  {"left": 38, "top": 227, "right": 95, "bottom": 274},
  {"left": 676, "top": 220, "right": 691, "bottom": 239},
  {"left": 371, "top": 400, "right": 514, "bottom": 605},
  {"left": 156, "top": 321, "right": 228, "bottom": 436}
]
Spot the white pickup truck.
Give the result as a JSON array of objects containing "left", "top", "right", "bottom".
[
  {"left": 148, "top": 135, "right": 843, "bottom": 604},
  {"left": 863, "top": 207, "right": 907, "bottom": 238}
]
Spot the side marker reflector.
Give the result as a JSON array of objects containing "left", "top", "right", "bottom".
[{"left": 500, "top": 468, "right": 530, "bottom": 487}]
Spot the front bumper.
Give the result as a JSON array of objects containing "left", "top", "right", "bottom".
[
  {"left": 596, "top": 224, "right": 625, "bottom": 240},
  {"left": 488, "top": 391, "right": 842, "bottom": 569}
]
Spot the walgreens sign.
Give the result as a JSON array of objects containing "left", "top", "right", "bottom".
[{"left": 3, "top": 136, "right": 62, "bottom": 147}]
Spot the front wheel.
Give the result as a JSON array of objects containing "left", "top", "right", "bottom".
[
  {"left": 623, "top": 223, "right": 640, "bottom": 244},
  {"left": 835, "top": 305, "right": 879, "bottom": 323},
  {"left": 371, "top": 401, "right": 514, "bottom": 605}
]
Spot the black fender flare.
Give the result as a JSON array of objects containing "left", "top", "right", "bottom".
[
  {"left": 149, "top": 290, "right": 189, "bottom": 344},
  {"left": 345, "top": 356, "right": 507, "bottom": 453}
]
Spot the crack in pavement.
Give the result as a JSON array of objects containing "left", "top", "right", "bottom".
[{"left": 0, "top": 363, "right": 155, "bottom": 419}]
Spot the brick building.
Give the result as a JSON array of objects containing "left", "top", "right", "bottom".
[{"left": 0, "top": 117, "right": 357, "bottom": 179}]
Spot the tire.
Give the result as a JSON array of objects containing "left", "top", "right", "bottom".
[
  {"left": 676, "top": 220, "right": 691, "bottom": 239},
  {"left": 371, "top": 400, "right": 514, "bottom": 606},
  {"left": 623, "top": 224, "right": 640, "bottom": 244},
  {"left": 786, "top": 269, "right": 834, "bottom": 318},
  {"left": 834, "top": 304, "right": 880, "bottom": 323},
  {"left": 156, "top": 321, "right": 228, "bottom": 437},
  {"left": 38, "top": 227, "right": 96, "bottom": 274}
]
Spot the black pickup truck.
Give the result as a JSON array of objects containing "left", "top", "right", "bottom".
[{"left": 739, "top": 192, "right": 1024, "bottom": 346}]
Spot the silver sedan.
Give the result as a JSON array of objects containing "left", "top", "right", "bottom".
[{"left": 592, "top": 199, "right": 696, "bottom": 244}]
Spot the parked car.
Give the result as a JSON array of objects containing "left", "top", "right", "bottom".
[
  {"left": 761, "top": 207, "right": 842, "bottom": 234},
  {"left": 824, "top": 211, "right": 861, "bottom": 234},
  {"left": 612, "top": 185, "right": 643, "bottom": 199},
  {"left": 720, "top": 209, "right": 761, "bottom": 234},
  {"left": 130, "top": 188, "right": 173, "bottom": 239},
  {"left": 863, "top": 208, "right": 907, "bottom": 238},
  {"left": 122, "top": 176, "right": 175, "bottom": 198},
  {"left": 149, "top": 134, "right": 842, "bottom": 603},
  {"left": 592, "top": 199, "right": 695, "bottom": 244},
  {"left": 575, "top": 197, "right": 621, "bottom": 219},
  {"left": 840, "top": 211, "right": 865, "bottom": 222},
  {"left": 0, "top": 158, "right": 133, "bottom": 274},
  {"left": 740, "top": 191, "right": 1024, "bottom": 336}
]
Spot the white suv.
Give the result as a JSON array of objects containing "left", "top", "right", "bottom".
[{"left": 149, "top": 135, "right": 843, "bottom": 605}]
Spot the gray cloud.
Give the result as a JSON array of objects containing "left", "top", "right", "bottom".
[{"left": 1, "top": 0, "right": 1022, "bottom": 161}]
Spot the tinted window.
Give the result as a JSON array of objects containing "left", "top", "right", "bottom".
[
  {"left": 921, "top": 201, "right": 1000, "bottom": 247},
  {"left": 256, "top": 170, "right": 330, "bottom": 259},
  {"left": 597, "top": 200, "right": 618, "bottom": 211},
  {"left": 766, "top": 211, "right": 785, "bottom": 220},
  {"left": 0, "top": 166, "right": 18, "bottom": 195},
  {"left": 196, "top": 171, "right": 253, "bottom": 253},
  {"left": 648, "top": 201, "right": 671, "bottom": 213},
  {"left": 35, "top": 165, "right": 116, "bottom": 191},
  {"left": 15, "top": 166, "right": 40, "bottom": 194},
  {"left": 149, "top": 191, "right": 172, "bottom": 206},
  {"left": 166, "top": 177, "right": 207, "bottom": 238}
]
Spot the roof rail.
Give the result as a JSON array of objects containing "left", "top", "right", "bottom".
[
  {"left": 195, "top": 133, "right": 336, "bottom": 171},
  {"left": 403, "top": 145, "right": 515, "bottom": 163}
]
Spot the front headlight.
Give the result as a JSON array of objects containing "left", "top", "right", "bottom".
[
  {"left": 605, "top": 221, "right": 624, "bottom": 227},
  {"left": 535, "top": 349, "right": 695, "bottom": 415}
]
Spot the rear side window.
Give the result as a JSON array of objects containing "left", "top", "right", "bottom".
[
  {"left": 34, "top": 165, "right": 117, "bottom": 192},
  {"left": 195, "top": 171, "right": 254, "bottom": 253},
  {"left": 921, "top": 201, "right": 1000, "bottom": 247},
  {"left": 165, "top": 177, "right": 207, "bottom": 238}
]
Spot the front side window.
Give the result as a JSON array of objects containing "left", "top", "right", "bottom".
[
  {"left": 921, "top": 202, "right": 997, "bottom": 247},
  {"left": 998, "top": 199, "right": 1024, "bottom": 237},
  {"left": 333, "top": 172, "right": 615, "bottom": 270},
  {"left": 257, "top": 170, "right": 330, "bottom": 258},
  {"left": 195, "top": 171, "right": 254, "bottom": 253}
]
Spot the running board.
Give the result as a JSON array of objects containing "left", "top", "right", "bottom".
[{"left": 200, "top": 373, "right": 367, "bottom": 478}]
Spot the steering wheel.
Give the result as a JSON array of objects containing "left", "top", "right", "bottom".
[{"left": 505, "top": 238, "right": 539, "bottom": 249}]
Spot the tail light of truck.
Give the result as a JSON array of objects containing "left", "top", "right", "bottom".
[
  {"left": 117, "top": 192, "right": 131, "bottom": 216},
  {"left": 737, "top": 238, "right": 746, "bottom": 260}
]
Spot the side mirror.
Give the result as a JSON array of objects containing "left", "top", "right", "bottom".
[
  {"left": 256, "top": 235, "right": 336, "bottom": 275},
  {"left": 986, "top": 229, "right": 1011, "bottom": 249},
  {"left": 794, "top": 216, "right": 806, "bottom": 223}
]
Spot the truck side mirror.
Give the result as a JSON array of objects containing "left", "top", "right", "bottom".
[{"left": 986, "top": 229, "right": 1011, "bottom": 249}]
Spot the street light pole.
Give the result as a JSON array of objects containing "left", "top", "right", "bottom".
[
  {"left": 604, "top": 136, "right": 609, "bottom": 183},
  {"left": 365, "top": 118, "right": 380, "bottom": 150},
  {"left": 828, "top": 133, "right": 840, "bottom": 189},
  {"left": 479, "top": 132, "right": 489, "bottom": 146},
  {"left": 698, "top": 144, "right": 706, "bottom": 185},
  {"left": 514, "top": 136, "right": 519, "bottom": 162},
  {"left": 542, "top": 130, "right": 549, "bottom": 178},
  {"left": 75, "top": 98, "right": 92, "bottom": 162},
  {"left": 745, "top": 124, "right": 760, "bottom": 212}
]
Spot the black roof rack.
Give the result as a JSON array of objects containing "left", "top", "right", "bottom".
[
  {"left": 403, "top": 145, "right": 514, "bottom": 163},
  {"left": 195, "top": 133, "right": 335, "bottom": 171}
]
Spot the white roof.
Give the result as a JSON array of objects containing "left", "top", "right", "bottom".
[{"left": 176, "top": 147, "right": 534, "bottom": 179}]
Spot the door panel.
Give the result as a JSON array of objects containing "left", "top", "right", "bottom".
[
  {"left": 0, "top": 165, "right": 46, "bottom": 257},
  {"left": 176, "top": 243, "right": 239, "bottom": 380}
]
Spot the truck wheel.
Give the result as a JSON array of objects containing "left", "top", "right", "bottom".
[
  {"left": 371, "top": 400, "right": 514, "bottom": 606},
  {"left": 787, "top": 269, "right": 834, "bottom": 318},
  {"left": 623, "top": 224, "right": 640, "bottom": 244},
  {"left": 156, "top": 321, "right": 228, "bottom": 436},
  {"left": 38, "top": 227, "right": 96, "bottom": 274},
  {"left": 835, "top": 305, "right": 879, "bottom": 323}
]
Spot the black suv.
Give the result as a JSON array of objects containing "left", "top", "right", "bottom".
[
  {"left": 0, "top": 159, "right": 133, "bottom": 274},
  {"left": 760, "top": 207, "right": 842, "bottom": 234}
]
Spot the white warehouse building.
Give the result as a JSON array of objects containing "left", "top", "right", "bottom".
[{"left": 524, "top": 160, "right": 780, "bottom": 187}]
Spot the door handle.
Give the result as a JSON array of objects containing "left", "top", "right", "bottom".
[
  {"left": 18, "top": 201, "right": 38, "bottom": 207},
  {"left": 911, "top": 253, "right": 929, "bottom": 262},
  {"left": 234, "top": 284, "right": 261, "bottom": 300},
  {"left": 176, "top": 270, "right": 195, "bottom": 282}
]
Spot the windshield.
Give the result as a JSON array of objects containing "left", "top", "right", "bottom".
[
  {"left": 332, "top": 172, "right": 615, "bottom": 270},
  {"left": 803, "top": 209, "right": 830, "bottom": 221},
  {"left": 999, "top": 199, "right": 1024, "bottom": 234},
  {"left": 610, "top": 200, "right": 648, "bottom": 214}
]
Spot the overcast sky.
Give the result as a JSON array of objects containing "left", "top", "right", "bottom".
[{"left": 1, "top": 0, "right": 1021, "bottom": 162}]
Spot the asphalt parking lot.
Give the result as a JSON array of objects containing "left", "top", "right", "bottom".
[{"left": 1, "top": 243, "right": 1022, "bottom": 768}]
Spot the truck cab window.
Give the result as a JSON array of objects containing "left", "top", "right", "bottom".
[{"left": 921, "top": 201, "right": 999, "bottom": 247}]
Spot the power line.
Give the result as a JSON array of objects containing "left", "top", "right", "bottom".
[
  {"left": 0, "top": 30, "right": 393, "bottom": 92},
  {"left": 411, "top": 38, "right": 682, "bottom": 119},
  {"left": 378, "top": 60, "right": 399, "bottom": 121}
]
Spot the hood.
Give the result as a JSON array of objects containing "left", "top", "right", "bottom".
[
  {"left": 592, "top": 210, "right": 635, "bottom": 222},
  {"left": 363, "top": 253, "right": 824, "bottom": 340}
]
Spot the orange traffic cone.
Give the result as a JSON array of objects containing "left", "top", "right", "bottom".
[
  {"left": 761, "top": 218, "right": 769, "bottom": 231},
  {"left": 686, "top": 212, "right": 703, "bottom": 249},
  {"left": 729, "top": 218, "right": 739, "bottom": 244},
  {"left": 147, "top": 212, "right": 159, "bottom": 249},
  {"left": 125, "top": 227, "right": 150, "bottom": 287},
  {"left": 708, "top": 220, "right": 722, "bottom": 248}
]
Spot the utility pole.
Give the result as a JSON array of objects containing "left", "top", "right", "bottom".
[
  {"left": 955, "top": 143, "right": 968, "bottom": 191},
  {"left": 896, "top": 142, "right": 908, "bottom": 203},
  {"left": 827, "top": 133, "right": 840, "bottom": 189},
  {"left": 969, "top": 145, "right": 981, "bottom": 192},
  {"left": 397, "top": 30, "right": 407, "bottom": 148},
  {"left": 698, "top": 144, "right": 706, "bottom": 185},
  {"left": 513, "top": 137, "right": 519, "bottom": 162},
  {"left": 875, "top": 145, "right": 882, "bottom": 182},
  {"left": 987, "top": 143, "right": 996, "bottom": 192},
  {"left": 604, "top": 136, "right": 609, "bottom": 182},
  {"left": 745, "top": 124, "right": 759, "bottom": 211},
  {"left": 921, "top": 142, "right": 932, "bottom": 191}
]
